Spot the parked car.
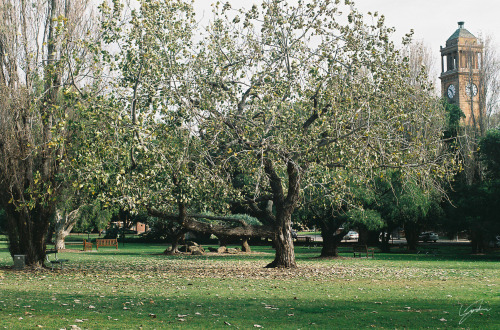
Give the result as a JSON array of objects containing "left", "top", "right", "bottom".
[
  {"left": 418, "top": 232, "right": 438, "bottom": 242},
  {"left": 344, "top": 231, "right": 359, "bottom": 240},
  {"left": 488, "top": 235, "right": 500, "bottom": 248},
  {"left": 379, "top": 232, "right": 392, "bottom": 241}
]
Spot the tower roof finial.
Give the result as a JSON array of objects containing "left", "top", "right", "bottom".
[{"left": 447, "top": 22, "right": 475, "bottom": 41}]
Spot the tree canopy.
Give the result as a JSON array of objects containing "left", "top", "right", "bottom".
[
  {"left": 77, "top": 0, "right": 457, "bottom": 268},
  {"left": 1, "top": 0, "right": 459, "bottom": 268}
]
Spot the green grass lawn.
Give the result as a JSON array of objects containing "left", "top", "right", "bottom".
[{"left": 0, "top": 239, "right": 498, "bottom": 329}]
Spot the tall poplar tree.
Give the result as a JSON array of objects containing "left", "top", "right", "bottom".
[{"left": 0, "top": 0, "right": 99, "bottom": 266}]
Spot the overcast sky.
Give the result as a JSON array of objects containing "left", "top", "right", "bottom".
[
  {"left": 352, "top": 0, "right": 499, "bottom": 55},
  {"left": 193, "top": 0, "right": 500, "bottom": 83}
]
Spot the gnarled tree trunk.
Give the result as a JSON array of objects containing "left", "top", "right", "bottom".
[
  {"left": 404, "top": 222, "right": 419, "bottom": 252},
  {"left": 266, "top": 211, "right": 296, "bottom": 268},
  {"left": 164, "top": 228, "right": 186, "bottom": 255},
  {"left": 320, "top": 226, "right": 345, "bottom": 258},
  {"left": 241, "top": 238, "right": 251, "bottom": 252},
  {"left": 470, "top": 228, "right": 485, "bottom": 254},
  {"left": 147, "top": 209, "right": 275, "bottom": 252},
  {"left": 218, "top": 235, "right": 230, "bottom": 247},
  {"left": 149, "top": 158, "right": 301, "bottom": 268},
  {"left": 4, "top": 204, "right": 51, "bottom": 267},
  {"left": 264, "top": 160, "right": 300, "bottom": 268}
]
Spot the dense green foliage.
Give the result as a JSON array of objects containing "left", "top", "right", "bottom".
[
  {"left": 72, "top": 202, "right": 115, "bottom": 234},
  {"left": 198, "top": 213, "right": 263, "bottom": 228},
  {"left": 480, "top": 129, "right": 500, "bottom": 177},
  {"left": 441, "top": 128, "right": 500, "bottom": 249}
]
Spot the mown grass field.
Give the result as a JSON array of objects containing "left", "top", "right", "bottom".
[{"left": 0, "top": 237, "right": 498, "bottom": 329}]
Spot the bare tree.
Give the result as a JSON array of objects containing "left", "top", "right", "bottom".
[
  {"left": 404, "top": 39, "right": 437, "bottom": 89},
  {"left": 479, "top": 36, "right": 500, "bottom": 130}
]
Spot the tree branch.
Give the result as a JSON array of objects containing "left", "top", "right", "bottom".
[
  {"left": 263, "top": 158, "right": 284, "bottom": 205},
  {"left": 147, "top": 208, "right": 274, "bottom": 238}
]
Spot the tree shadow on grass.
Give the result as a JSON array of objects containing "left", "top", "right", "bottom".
[{"left": 0, "top": 286, "right": 495, "bottom": 329}]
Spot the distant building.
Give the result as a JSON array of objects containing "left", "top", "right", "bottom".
[
  {"left": 440, "top": 22, "right": 483, "bottom": 125},
  {"left": 111, "top": 221, "right": 148, "bottom": 234},
  {"left": 134, "top": 222, "right": 147, "bottom": 234}
]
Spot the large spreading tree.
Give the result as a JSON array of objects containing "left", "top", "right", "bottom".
[
  {"left": 189, "top": 0, "right": 456, "bottom": 267},
  {"left": 75, "top": 0, "right": 457, "bottom": 268}
]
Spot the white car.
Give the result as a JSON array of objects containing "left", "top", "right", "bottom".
[
  {"left": 344, "top": 231, "right": 359, "bottom": 240},
  {"left": 418, "top": 232, "right": 438, "bottom": 242}
]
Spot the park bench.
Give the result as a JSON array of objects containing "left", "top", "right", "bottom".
[
  {"left": 59, "top": 240, "right": 93, "bottom": 251},
  {"left": 46, "top": 249, "right": 69, "bottom": 270},
  {"left": 63, "top": 242, "right": 82, "bottom": 249},
  {"left": 295, "top": 236, "right": 313, "bottom": 246},
  {"left": 83, "top": 239, "right": 93, "bottom": 251},
  {"left": 96, "top": 238, "right": 118, "bottom": 250},
  {"left": 353, "top": 245, "right": 375, "bottom": 258}
]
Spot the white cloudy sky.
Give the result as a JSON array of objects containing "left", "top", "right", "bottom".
[
  {"left": 350, "top": 0, "right": 499, "bottom": 54},
  {"left": 192, "top": 0, "right": 500, "bottom": 82}
]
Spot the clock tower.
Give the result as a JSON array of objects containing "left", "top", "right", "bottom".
[{"left": 440, "top": 22, "right": 483, "bottom": 125}]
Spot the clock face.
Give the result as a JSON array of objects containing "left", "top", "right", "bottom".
[
  {"left": 447, "top": 84, "right": 456, "bottom": 99},
  {"left": 466, "top": 83, "right": 478, "bottom": 97}
]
